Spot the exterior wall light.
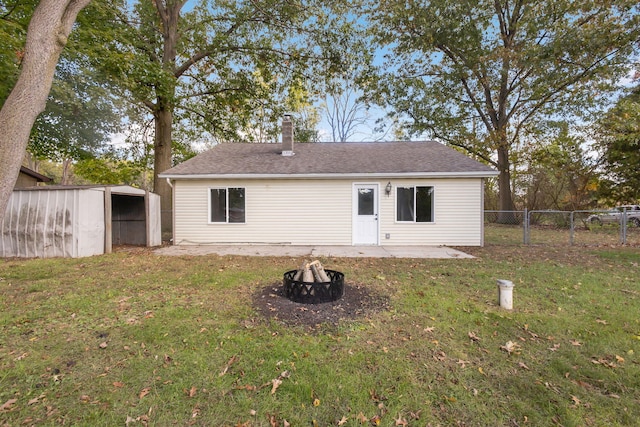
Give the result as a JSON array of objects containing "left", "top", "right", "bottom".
[{"left": 385, "top": 181, "right": 392, "bottom": 196}]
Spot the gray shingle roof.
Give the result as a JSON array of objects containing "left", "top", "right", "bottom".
[{"left": 159, "top": 141, "right": 497, "bottom": 178}]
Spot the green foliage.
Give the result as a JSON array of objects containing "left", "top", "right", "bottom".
[
  {"left": 366, "top": 0, "right": 640, "bottom": 209},
  {"left": 73, "top": 157, "right": 146, "bottom": 186},
  {"left": 28, "top": 58, "right": 122, "bottom": 163},
  {"left": 518, "top": 122, "right": 599, "bottom": 211},
  {"left": 0, "top": 0, "right": 37, "bottom": 105},
  {"left": 596, "top": 86, "right": 640, "bottom": 203},
  {"left": 93, "top": 0, "right": 349, "bottom": 144}
]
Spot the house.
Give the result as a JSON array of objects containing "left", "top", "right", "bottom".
[
  {"left": 15, "top": 166, "right": 52, "bottom": 188},
  {"left": 159, "top": 116, "right": 498, "bottom": 247},
  {"left": 1, "top": 185, "right": 161, "bottom": 258}
]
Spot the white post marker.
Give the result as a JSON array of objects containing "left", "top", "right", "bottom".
[{"left": 497, "top": 279, "right": 514, "bottom": 310}]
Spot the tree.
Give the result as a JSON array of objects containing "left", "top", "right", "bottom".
[
  {"left": 96, "top": 0, "right": 348, "bottom": 231},
  {"left": 0, "top": 0, "right": 91, "bottom": 224},
  {"left": 323, "top": 76, "right": 371, "bottom": 142},
  {"left": 367, "top": 0, "right": 639, "bottom": 218},
  {"left": 596, "top": 86, "right": 640, "bottom": 203},
  {"left": 28, "top": 57, "right": 122, "bottom": 183},
  {"left": 286, "top": 79, "right": 321, "bottom": 143},
  {"left": 0, "top": 0, "right": 38, "bottom": 104},
  {"left": 518, "top": 123, "right": 598, "bottom": 211}
]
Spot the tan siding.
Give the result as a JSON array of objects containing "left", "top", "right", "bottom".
[
  {"left": 173, "top": 177, "right": 485, "bottom": 246},
  {"left": 379, "top": 179, "right": 483, "bottom": 246},
  {"left": 174, "top": 179, "right": 352, "bottom": 245}
]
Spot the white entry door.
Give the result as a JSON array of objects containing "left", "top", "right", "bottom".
[{"left": 352, "top": 184, "right": 379, "bottom": 245}]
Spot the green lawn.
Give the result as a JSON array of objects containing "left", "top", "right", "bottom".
[{"left": 1, "top": 245, "right": 639, "bottom": 426}]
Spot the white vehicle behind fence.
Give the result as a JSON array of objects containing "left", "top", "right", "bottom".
[{"left": 587, "top": 205, "right": 640, "bottom": 227}]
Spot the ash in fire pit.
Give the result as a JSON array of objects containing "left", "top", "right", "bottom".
[{"left": 283, "top": 260, "right": 344, "bottom": 304}]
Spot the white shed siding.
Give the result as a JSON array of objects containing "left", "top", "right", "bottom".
[
  {"left": 174, "top": 179, "right": 353, "bottom": 245},
  {"left": 76, "top": 189, "right": 106, "bottom": 257},
  {"left": 173, "top": 177, "right": 485, "bottom": 246},
  {"left": 1, "top": 189, "right": 80, "bottom": 257}
]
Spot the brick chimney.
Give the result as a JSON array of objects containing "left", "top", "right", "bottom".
[{"left": 281, "top": 114, "right": 294, "bottom": 156}]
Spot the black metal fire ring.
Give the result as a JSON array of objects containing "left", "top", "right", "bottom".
[{"left": 283, "top": 269, "right": 344, "bottom": 304}]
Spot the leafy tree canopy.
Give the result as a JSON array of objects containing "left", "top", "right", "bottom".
[
  {"left": 596, "top": 85, "right": 640, "bottom": 203},
  {"left": 365, "top": 0, "right": 640, "bottom": 213}
]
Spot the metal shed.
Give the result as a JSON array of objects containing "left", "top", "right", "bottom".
[{"left": 1, "top": 185, "right": 161, "bottom": 258}]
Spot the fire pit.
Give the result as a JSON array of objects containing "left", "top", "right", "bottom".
[{"left": 283, "top": 266, "right": 344, "bottom": 304}]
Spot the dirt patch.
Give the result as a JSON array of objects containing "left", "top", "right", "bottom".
[{"left": 252, "top": 281, "right": 390, "bottom": 330}]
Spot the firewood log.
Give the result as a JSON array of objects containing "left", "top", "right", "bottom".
[
  {"left": 309, "top": 260, "right": 330, "bottom": 282},
  {"left": 293, "top": 261, "right": 307, "bottom": 281},
  {"left": 302, "top": 266, "right": 314, "bottom": 283}
]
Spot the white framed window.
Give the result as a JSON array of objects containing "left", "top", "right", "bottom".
[
  {"left": 209, "top": 188, "right": 245, "bottom": 223},
  {"left": 396, "top": 186, "right": 434, "bottom": 222}
]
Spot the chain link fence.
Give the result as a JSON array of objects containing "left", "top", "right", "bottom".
[{"left": 484, "top": 209, "right": 640, "bottom": 246}]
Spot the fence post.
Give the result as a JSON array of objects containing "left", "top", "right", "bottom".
[
  {"left": 569, "top": 211, "right": 574, "bottom": 246},
  {"left": 620, "top": 208, "right": 627, "bottom": 245},
  {"left": 523, "top": 208, "right": 529, "bottom": 245}
]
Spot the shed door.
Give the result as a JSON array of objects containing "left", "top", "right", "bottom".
[{"left": 352, "top": 184, "right": 379, "bottom": 245}]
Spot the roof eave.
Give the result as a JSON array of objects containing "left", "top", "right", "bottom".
[{"left": 159, "top": 171, "right": 499, "bottom": 180}]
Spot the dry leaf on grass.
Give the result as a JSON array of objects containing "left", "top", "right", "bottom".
[
  {"left": 500, "top": 341, "right": 521, "bottom": 354},
  {"left": 468, "top": 331, "right": 481, "bottom": 342},
  {"left": 395, "top": 414, "right": 408, "bottom": 426},
  {"left": 139, "top": 387, "right": 151, "bottom": 399},
  {"left": 270, "top": 378, "right": 282, "bottom": 395},
  {"left": 219, "top": 355, "right": 237, "bottom": 377},
  {"left": 0, "top": 398, "right": 17, "bottom": 412},
  {"left": 186, "top": 386, "right": 197, "bottom": 398}
]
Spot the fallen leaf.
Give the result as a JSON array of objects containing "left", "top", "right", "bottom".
[
  {"left": 357, "top": 412, "right": 369, "bottom": 423},
  {"left": 99, "top": 342, "right": 108, "bottom": 349},
  {"left": 270, "top": 378, "right": 282, "bottom": 395},
  {"left": 283, "top": 420, "right": 290, "bottom": 427},
  {"left": 615, "top": 355, "right": 625, "bottom": 363},
  {"left": 186, "top": 386, "right": 197, "bottom": 398},
  {"left": 219, "top": 355, "right": 237, "bottom": 377},
  {"left": 570, "top": 340, "right": 582, "bottom": 346},
  {"left": 570, "top": 395, "right": 581, "bottom": 407},
  {"left": 468, "top": 331, "right": 480, "bottom": 342},
  {"left": 548, "top": 343, "right": 561, "bottom": 352},
  {"left": 424, "top": 326, "right": 435, "bottom": 333},
  {"left": 596, "top": 319, "right": 608, "bottom": 325},
  {"left": 456, "top": 359, "right": 470, "bottom": 368},
  {"left": 370, "top": 414, "right": 381, "bottom": 425},
  {"left": 395, "top": 414, "right": 408, "bottom": 426},
  {"left": 27, "top": 394, "right": 45, "bottom": 405},
  {"left": 518, "top": 362, "right": 530, "bottom": 370},
  {"left": 113, "top": 381, "right": 125, "bottom": 388},
  {"left": 139, "top": 387, "right": 151, "bottom": 399},
  {"left": 338, "top": 416, "right": 349, "bottom": 425},
  {"left": 1, "top": 398, "right": 17, "bottom": 412},
  {"left": 500, "top": 341, "right": 521, "bottom": 354}
]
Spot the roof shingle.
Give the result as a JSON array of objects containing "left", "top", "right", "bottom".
[{"left": 160, "top": 141, "right": 497, "bottom": 177}]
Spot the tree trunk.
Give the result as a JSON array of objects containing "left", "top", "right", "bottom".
[
  {"left": 0, "top": 0, "right": 90, "bottom": 224},
  {"left": 153, "top": 106, "right": 173, "bottom": 234},
  {"left": 496, "top": 144, "right": 516, "bottom": 223},
  {"left": 151, "top": 0, "right": 181, "bottom": 236}
]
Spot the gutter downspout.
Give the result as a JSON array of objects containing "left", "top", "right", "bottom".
[{"left": 166, "top": 178, "right": 175, "bottom": 245}]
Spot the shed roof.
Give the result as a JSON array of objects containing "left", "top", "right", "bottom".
[
  {"left": 20, "top": 166, "right": 52, "bottom": 183},
  {"left": 13, "top": 184, "right": 149, "bottom": 196},
  {"left": 160, "top": 141, "right": 498, "bottom": 179}
]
